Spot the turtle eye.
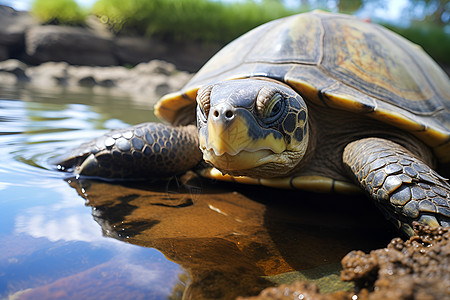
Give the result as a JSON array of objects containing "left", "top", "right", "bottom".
[
  {"left": 196, "top": 85, "right": 212, "bottom": 118},
  {"left": 257, "top": 90, "right": 285, "bottom": 122},
  {"left": 264, "top": 93, "right": 283, "bottom": 118}
]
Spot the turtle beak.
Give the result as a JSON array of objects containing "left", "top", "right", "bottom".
[
  {"left": 200, "top": 103, "right": 286, "bottom": 171},
  {"left": 207, "top": 103, "right": 242, "bottom": 156}
]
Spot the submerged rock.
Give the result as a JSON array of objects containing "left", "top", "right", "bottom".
[{"left": 240, "top": 223, "right": 449, "bottom": 300}]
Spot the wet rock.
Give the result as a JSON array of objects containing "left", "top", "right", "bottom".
[
  {"left": 25, "top": 25, "right": 118, "bottom": 66},
  {"left": 241, "top": 223, "right": 449, "bottom": 300},
  {"left": 341, "top": 223, "right": 449, "bottom": 299},
  {"left": 237, "top": 281, "right": 350, "bottom": 300}
]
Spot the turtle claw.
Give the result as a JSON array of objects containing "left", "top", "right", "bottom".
[{"left": 75, "top": 154, "right": 99, "bottom": 177}]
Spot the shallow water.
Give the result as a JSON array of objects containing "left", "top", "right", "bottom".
[{"left": 0, "top": 84, "right": 395, "bottom": 299}]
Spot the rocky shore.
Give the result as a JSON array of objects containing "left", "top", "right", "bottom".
[
  {"left": 0, "top": 58, "right": 193, "bottom": 105},
  {"left": 0, "top": 5, "right": 219, "bottom": 72},
  {"left": 241, "top": 224, "right": 449, "bottom": 300}
]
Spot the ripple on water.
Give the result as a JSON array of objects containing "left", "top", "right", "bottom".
[{"left": 0, "top": 85, "right": 395, "bottom": 299}]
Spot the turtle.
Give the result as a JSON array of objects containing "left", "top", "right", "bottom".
[{"left": 55, "top": 11, "right": 450, "bottom": 236}]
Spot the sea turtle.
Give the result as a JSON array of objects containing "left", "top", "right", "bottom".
[{"left": 56, "top": 11, "right": 450, "bottom": 236}]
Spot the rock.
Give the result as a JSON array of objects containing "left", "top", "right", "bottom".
[
  {"left": 25, "top": 25, "right": 118, "bottom": 66},
  {"left": 6, "top": 59, "right": 193, "bottom": 105},
  {"left": 341, "top": 223, "right": 449, "bottom": 299},
  {"left": 133, "top": 60, "right": 176, "bottom": 76},
  {"left": 0, "top": 46, "right": 9, "bottom": 61},
  {"left": 0, "top": 5, "right": 37, "bottom": 50},
  {"left": 0, "top": 6, "right": 218, "bottom": 72},
  {"left": 78, "top": 76, "right": 97, "bottom": 87},
  {"left": 25, "top": 61, "right": 69, "bottom": 86},
  {"left": 114, "top": 36, "right": 165, "bottom": 66},
  {"left": 0, "top": 59, "right": 29, "bottom": 81},
  {"left": 0, "top": 72, "right": 19, "bottom": 85},
  {"left": 241, "top": 223, "right": 449, "bottom": 300},
  {"left": 237, "top": 281, "right": 351, "bottom": 300}
]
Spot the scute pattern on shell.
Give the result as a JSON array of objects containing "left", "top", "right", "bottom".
[{"left": 156, "top": 11, "right": 449, "bottom": 162}]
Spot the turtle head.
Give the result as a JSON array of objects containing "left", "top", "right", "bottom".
[{"left": 196, "top": 78, "right": 309, "bottom": 178}]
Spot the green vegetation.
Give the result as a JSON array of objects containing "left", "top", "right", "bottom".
[
  {"left": 31, "top": 0, "right": 87, "bottom": 26},
  {"left": 29, "top": 0, "right": 449, "bottom": 65},
  {"left": 91, "top": 0, "right": 293, "bottom": 43}
]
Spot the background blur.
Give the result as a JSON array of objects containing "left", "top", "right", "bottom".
[{"left": 1, "top": 0, "right": 448, "bottom": 66}]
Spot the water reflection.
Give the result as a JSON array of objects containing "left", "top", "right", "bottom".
[
  {"left": 0, "top": 85, "right": 396, "bottom": 299},
  {"left": 1, "top": 178, "right": 183, "bottom": 299},
  {"left": 66, "top": 172, "right": 394, "bottom": 299},
  {"left": 0, "top": 87, "right": 184, "bottom": 299}
]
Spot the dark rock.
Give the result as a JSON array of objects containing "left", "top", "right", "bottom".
[
  {"left": 113, "top": 36, "right": 164, "bottom": 66},
  {"left": 0, "top": 46, "right": 8, "bottom": 61},
  {"left": 98, "top": 79, "right": 115, "bottom": 87},
  {"left": 25, "top": 25, "right": 118, "bottom": 66},
  {"left": 0, "top": 5, "right": 38, "bottom": 60},
  {"left": 0, "top": 5, "right": 37, "bottom": 46},
  {"left": 78, "top": 75, "right": 97, "bottom": 87},
  {"left": 341, "top": 223, "right": 449, "bottom": 299},
  {"left": 113, "top": 36, "right": 220, "bottom": 72}
]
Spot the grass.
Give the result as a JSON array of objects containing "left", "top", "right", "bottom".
[
  {"left": 91, "top": 0, "right": 294, "bottom": 43},
  {"left": 31, "top": 0, "right": 87, "bottom": 26}
]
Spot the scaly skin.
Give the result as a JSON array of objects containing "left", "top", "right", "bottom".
[
  {"left": 56, "top": 123, "right": 202, "bottom": 179},
  {"left": 343, "top": 138, "right": 450, "bottom": 236}
]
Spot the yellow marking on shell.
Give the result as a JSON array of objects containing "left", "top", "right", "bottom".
[
  {"left": 206, "top": 114, "right": 286, "bottom": 156},
  {"left": 373, "top": 107, "right": 424, "bottom": 131},
  {"left": 200, "top": 168, "right": 360, "bottom": 194},
  {"left": 324, "top": 92, "right": 373, "bottom": 112},
  {"left": 290, "top": 176, "right": 360, "bottom": 194},
  {"left": 412, "top": 127, "right": 449, "bottom": 147},
  {"left": 336, "top": 21, "right": 434, "bottom": 101},
  {"left": 154, "top": 88, "right": 199, "bottom": 123},
  {"left": 285, "top": 78, "right": 322, "bottom": 105},
  {"left": 324, "top": 92, "right": 450, "bottom": 161}
]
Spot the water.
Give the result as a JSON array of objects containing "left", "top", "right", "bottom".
[{"left": 0, "top": 84, "right": 395, "bottom": 299}]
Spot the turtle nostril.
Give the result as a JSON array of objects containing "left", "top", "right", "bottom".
[
  {"left": 225, "top": 110, "right": 233, "bottom": 119},
  {"left": 213, "top": 110, "right": 219, "bottom": 118}
]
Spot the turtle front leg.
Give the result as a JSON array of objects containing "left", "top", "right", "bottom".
[
  {"left": 54, "top": 123, "right": 202, "bottom": 179},
  {"left": 343, "top": 137, "right": 450, "bottom": 236}
]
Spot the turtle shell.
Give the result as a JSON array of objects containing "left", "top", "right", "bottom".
[{"left": 155, "top": 11, "right": 450, "bottom": 162}]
